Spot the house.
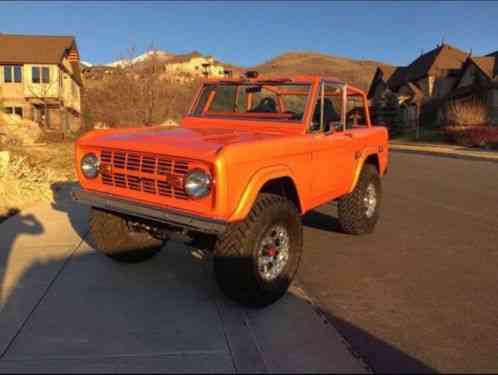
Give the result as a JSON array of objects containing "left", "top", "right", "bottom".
[
  {"left": 368, "top": 43, "right": 469, "bottom": 127},
  {"left": 0, "top": 33, "right": 83, "bottom": 132},
  {"left": 447, "top": 52, "right": 498, "bottom": 125},
  {"left": 163, "top": 52, "right": 226, "bottom": 78}
]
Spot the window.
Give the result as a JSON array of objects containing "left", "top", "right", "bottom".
[
  {"left": 250, "top": 87, "right": 279, "bottom": 112},
  {"left": 32, "top": 66, "right": 50, "bottom": 84},
  {"left": 311, "top": 82, "right": 344, "bottom": 132},
  {"left": 3, "top": 65, "right": 22, "bottom": 83},
  {"left": 42, "top": 67, "right": 50, "bottom": 83},
  {"left": 346, "top": 94, "right": 367, "bottom": 129},
  {"left": 192, "top": 83, "right": 311, "bottom": 122},
  {"left": 3, "top": 106, "right": 23, "bottom": 118},
  {"left": 32, "top": 67, "right": 40, "bottom": 83},
  {"left": 209, "top": 85, "right": 237, "bottom": 112},
  {"left": 14, "top": 66, "right": 22, "bottom": 83}
]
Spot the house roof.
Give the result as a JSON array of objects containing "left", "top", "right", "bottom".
[
  {"left": 404, "top": 43, "right": 468, "bottom": 82},
  {"left": 482, "top": 52, "right": 498, "bottom": 79},
  {"left": 470, "top": 56, "right": 497, "bottom": 79},
  {"left": 0, "top": 33, "right": 82, "bottom": 86},
  {"left": 367, "top": 65, "right": 404, "bottom": 97},
  {"left": 387, "top": 66, "right": 409, "bottom": 89},
  {"left": 0, "top": 33, "right": 78, "bottom": 64},
  {"left": 376, "top": 65, "right": 396, "bottom": 81}
]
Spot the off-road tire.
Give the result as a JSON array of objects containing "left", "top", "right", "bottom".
[
  {"left": 214, "top": 193, "right": 303, "bottom": 308},
  {"left": 338, "top": 164, "right": 382, "bottom": 235},
  {"left": 89, "top": 208, "right": 165, "bottom": 263}
]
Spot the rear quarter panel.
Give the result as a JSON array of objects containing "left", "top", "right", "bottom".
[{"left": 348, "top": 126, "right": 389, "bottom": 193}]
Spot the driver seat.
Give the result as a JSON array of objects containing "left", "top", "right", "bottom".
[
  {"left": 312, "top": 98, "right": 340, "bottom": 131},
  {"left": 251, "top": 97, "right": 277, "bottom": 113}
]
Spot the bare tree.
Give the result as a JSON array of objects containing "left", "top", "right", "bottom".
[
  {"left": 83, "top": 44, "right": 201, "bottom": 128},
  {"left": 26, "top": 70, "right": 58, "bottom": 130}
]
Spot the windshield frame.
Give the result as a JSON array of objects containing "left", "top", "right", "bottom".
[{"left": 187, "top": 80, "right": 314, "bottom": 125}]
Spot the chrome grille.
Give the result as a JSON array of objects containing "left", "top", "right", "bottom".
[{"left": 99, "top": 149, "right": 189, "bottom": 199}]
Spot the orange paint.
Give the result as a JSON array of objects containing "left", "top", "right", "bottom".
[{"left": 75, "top": 75, "right": 388, "bottom": 223}]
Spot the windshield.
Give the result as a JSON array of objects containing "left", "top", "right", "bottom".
[{"left": 191, "top": 83, "right": 311, "bottom": 122}]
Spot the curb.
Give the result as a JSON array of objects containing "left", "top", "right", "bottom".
[{"left": 389, "top": 145, "right": 498, "bottom": 164}]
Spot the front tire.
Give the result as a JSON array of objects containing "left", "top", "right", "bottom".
[
  {"left": 338, "top": 164, "right": 382, "bottom": 235},
  {"left": 214, "top": 193, "right": 303, "bottom": 308},
  {"left": 89, "top": 208, "right": 165, "bottom": 263}
]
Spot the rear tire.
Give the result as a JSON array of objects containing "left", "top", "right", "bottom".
[
  {"left": 214, "top": 193, "right": 303, "bottom": 308},
  {"left": 338, "top": 164, "right": 382, "bottom": 235},
  {"left": 89, "top": 208, "right": 165, "bottom": 263}
]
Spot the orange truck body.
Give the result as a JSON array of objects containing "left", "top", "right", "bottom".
[{"left": 74, "top": 75, "right": 388, "bottom": 233}]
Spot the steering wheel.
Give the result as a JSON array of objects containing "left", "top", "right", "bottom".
[{"left": 255, "top": 97, "right": 277, "bottom": 113}]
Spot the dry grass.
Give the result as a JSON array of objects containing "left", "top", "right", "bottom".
[
  {"left": 446, "top": 100, "right": 489, "bottom": 127},
  {"left": 0, "top": 142, "right": 75, "bottom": 220}
]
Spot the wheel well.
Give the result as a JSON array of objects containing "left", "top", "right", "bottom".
[
  {"left": 260, "top": 177, "right": 302, "bottom": 213},
  {"left": 364, "top": 154, "right": 380, "bottom": 174}
]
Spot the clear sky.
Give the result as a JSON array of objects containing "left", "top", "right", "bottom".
[{"left": 1, "top": 1, "right": 497, "bottom": 66}]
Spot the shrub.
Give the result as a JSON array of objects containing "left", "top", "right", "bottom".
[
  {"left": 0, "top": 153, "right": 70, "bottom": 209},
  {"left": 446, "top": 100, "right": 488, "bottom": 127},
  {"left": 445, "top": 126, "right": 498, "bottom": 149},
  {"left": 372, "top": 91, "right": 404, "bottom": 137}
]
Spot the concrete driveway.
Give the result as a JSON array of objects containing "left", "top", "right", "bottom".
[{"left": 0, "top": 192, "right": 366, "bottom": 373}]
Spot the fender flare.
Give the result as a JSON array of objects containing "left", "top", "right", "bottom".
[
  {"left": 348, "top": 149, "right": 380, "bottom": 193},
  {"left": 228, "top": 165, "right": 301, "bottom": 222}
]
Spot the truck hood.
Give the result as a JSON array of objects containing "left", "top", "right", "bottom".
[{"left": 78, "top": 125, "right": 287, "bottom": 161}]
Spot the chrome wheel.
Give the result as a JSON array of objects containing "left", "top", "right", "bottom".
[
  {"left": 364, "top": 183, "right": 377, "bottom": 218},
  {"left": 257, "top": 225, "right": 290, "bottom": 281}
]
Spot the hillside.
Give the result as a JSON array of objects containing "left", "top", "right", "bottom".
[
  {"left": 84, "top": 49, "right": 389, "bottom": 90},
  {"left": 251, "top": 51, "right": 392, "bottom": 90},
  {"left": 81, "top": 50, "right": 390, "bottom": 128}
]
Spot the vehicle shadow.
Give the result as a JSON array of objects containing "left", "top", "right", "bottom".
[
  {"left": 0, "top": 182, "right": 436, "bottom": 373},
  {"left": 321, "top": 311, "right": 436, "bottom": 373},
  {"left": 50, "top": 181, "right": 92, "bottom": 246},
  {"left": 302, "top": 208, "right": 343, "bottom": 233}
]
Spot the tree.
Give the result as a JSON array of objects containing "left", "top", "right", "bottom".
[
  {"left": 372, "top": 90, "right": 404, "bottom": 137},
  {"left": 83, "top": 45, "right": 201, "bottom": 128}
]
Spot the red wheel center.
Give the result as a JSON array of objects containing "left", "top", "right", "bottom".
[{"left": 266, "top": 247, "right": 277, "bottom": 257}]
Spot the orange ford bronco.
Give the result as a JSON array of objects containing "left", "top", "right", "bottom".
[{"left": 73, "top": 73, "right": 388, "bottom": 307}]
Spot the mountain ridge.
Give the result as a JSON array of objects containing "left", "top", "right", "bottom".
[{"left": 84, "top": 49, "right": 391, "bottom": 90}]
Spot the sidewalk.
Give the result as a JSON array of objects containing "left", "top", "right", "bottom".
[
  {"left": 0, "top": 193, "right": 367, "bottom": 373},
  {"left": 389, "top": 140, "right": 498, "bottom": 163}
]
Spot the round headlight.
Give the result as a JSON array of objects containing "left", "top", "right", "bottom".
[
  {"left": 81, "top": 153, "right": 100, "bottom": 179},
  {"left": 184, "top": 169, "right": 212, "bottom": 199}
]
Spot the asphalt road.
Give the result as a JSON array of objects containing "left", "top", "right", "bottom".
[{"left": 298, "top": 151, "right": 498, "bottom": 373}]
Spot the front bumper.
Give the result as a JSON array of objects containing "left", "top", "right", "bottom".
[{"left": 72, "top": 188, "right": 227, "bottom": 235}]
